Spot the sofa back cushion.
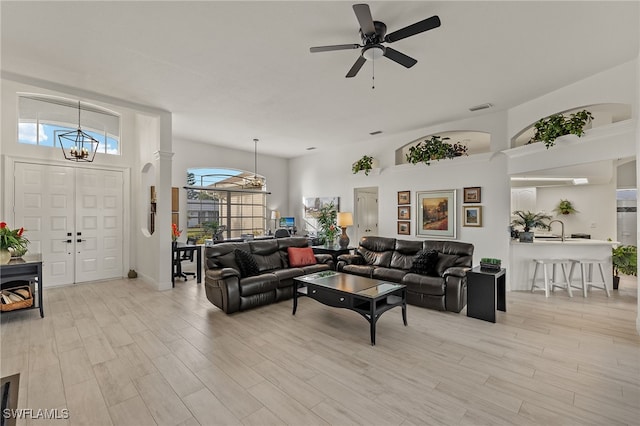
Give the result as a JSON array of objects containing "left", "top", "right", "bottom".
[
  {"left": 423, "top": 240, "right": 474, "bottom": 268},
  {"left": 391, "top": 239, "right": 423, "bottom": 270},
  {"left": 287, "top": 247, "right": 317, "bottom": 267},
  {"left": 277, "top": 237, "right": 312, "bottom": 267},
  {"left": 249, "top": 239, "right": 283, "bottom": 272},
  {"left": 358, "top": 236, "right": 396, "bottom": 267},
  {"left": 205, "top": 242, "right": 248, "bottom": 270}
]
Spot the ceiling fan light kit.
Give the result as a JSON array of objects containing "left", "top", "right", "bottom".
[{"left": 310, "top": 3, "right": 441, "bottom": 79}]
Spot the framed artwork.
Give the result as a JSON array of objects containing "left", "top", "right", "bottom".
[
  {"left": 397, "top": 221, "right": 410, "bottom": 235},
  {"left": 397, "top": 191, "right": 411, "bottom": 205},
  {"left": 463, "top": 206, "right": 483, "bottom": 227},
  {"left": 397, "top": 206, "right": 411, "bottom": 220},
  {"left": 303, "top": 196, "right": 340, "bottom": 218},
  {"left": 463, "top": 187, "right": 481, "bottom": 203},
  {"left": 416, "top": 190, "right": 457, "bottom": 239}
]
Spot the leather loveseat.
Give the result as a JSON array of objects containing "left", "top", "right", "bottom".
[
  {"left": 204, "top": 237, "right": 334, "bottom": 313},
  {"left": 336, "top": 236, "right": 473, "bottom": 312}
]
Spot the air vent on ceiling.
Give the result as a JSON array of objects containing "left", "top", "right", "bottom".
[
  {"left": 469, "top": 103, "right": 493, "bottom": 112},
  {"left": 369, "top": 130, "right": 383, "bottom": 135}
]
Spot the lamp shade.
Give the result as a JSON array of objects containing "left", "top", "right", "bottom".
[
  {"left": 337, "top": 212, "right": 353, "bottom": 227},
  {"left": 271, "top": 210, "right": 280, "bottom": 220}
]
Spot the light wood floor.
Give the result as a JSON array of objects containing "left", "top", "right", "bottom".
[{"left": 1, "top": 274, "right": 638, "bottom": 426}]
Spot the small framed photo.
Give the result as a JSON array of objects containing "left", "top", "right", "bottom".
[
  {"left": 397, "top": 206, "right": 411, "bottom": 220},
  {"left": 463, "top": 206, "right": 483, "bottom": 227},
  {"left": 398, "top": 221, "right": 411, "bottom": 235},
  {"left": 463, "top": 187, "right": 481, "bottom": 203},
  {"left": 398, "top": 191, "right": 411, "bottom": 205}
]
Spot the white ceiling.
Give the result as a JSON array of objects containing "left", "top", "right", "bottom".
[{"left": 1, "top": 1, "right": 638, "bottom": 158}]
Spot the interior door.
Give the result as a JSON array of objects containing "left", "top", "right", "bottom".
[
  {"left": 14, "top": 163, "right": 123, "bottom": 286},
  {"left": 355, "top": 188, "right": 378, "bottom": 242},
  {"left": 75, "top": 169, "right": 123, "bottom": 283},
  {"left": 14, "top": 163, "right": 75, "bottom": 287}
]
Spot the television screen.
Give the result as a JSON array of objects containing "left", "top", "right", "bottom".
[{"left": 279, "top": 217, "right": 295, "bottom": 227}]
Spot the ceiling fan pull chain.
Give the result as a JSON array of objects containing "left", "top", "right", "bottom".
[{"left": 371, "top": 56, "right": 375, "bottom": 90}]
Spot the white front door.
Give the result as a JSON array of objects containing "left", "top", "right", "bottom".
[{"left": 14, "top": 163, "right": 123, "bottom": 287}]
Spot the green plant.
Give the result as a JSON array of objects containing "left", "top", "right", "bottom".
[
  {"left": 203, "top": 220, "right": 226, "bottom": 240},
  {"left": 352, "top": 155, "right": 374, "bottom": 175},
  {"left": 511, "top": 210, "right": 552, "bottom": 232},
  {"left": 612, "top": 245, "right": 637, "bottom": 277},
  {"left": 553, "top": 199, "right": 578, "bottom": 215},
  {"left": 317, "top": 202, "right": 338, "bottom": 244},
  {"left": 528, "top": 109, "right": 593, "bottom": 148},
  {"left": 480, "top": 258, "right": 501, "bottom": 265},
  {"left": 405, "top": 136, "right": 468, "bottom": 166},
  {"left": 0, "top": 222, "right": 29, "bottom": 251}
]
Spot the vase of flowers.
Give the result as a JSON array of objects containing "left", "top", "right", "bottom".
[
  {"left": 171, "top": 223, "right": 181, "bottom": 242},
  {"left": 0, "top": 222, "right": 29, "bottom": 264}
]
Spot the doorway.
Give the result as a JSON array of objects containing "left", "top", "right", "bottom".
[
  {"left": 354, "top": 187, "right": 378, "bottom": 242},
  {"left": 14, "top": 162, "right": 124, "bottom": 287}
]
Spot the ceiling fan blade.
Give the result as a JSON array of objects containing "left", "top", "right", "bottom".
[
  {"left": 310, "top": 44, "right": 361, "bottom": 53},
  {"left": 353, "top": 4, "right": 376, "bottom": 35},
  {"left": 346, "top": 55, "right": 367, "bottom": 78},
  {"left": 384, "top": 15, "right": 441, "bottom": 43},
  {"left": 383, "top": 47, "right": 417, "bottom": 68}
]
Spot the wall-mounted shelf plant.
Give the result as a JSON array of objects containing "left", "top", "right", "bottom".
[
  {"left": 352, "top": 155, "right": 374, "bottom": 175},
  {"left": 553, "top": 199, "right": 578, "bottom": 215},
  {"left": 405, "top": 136, "right": 468, "bottom": 166},
  {"left": 528, "top": 109, "right": 593, "bottom": 149}
]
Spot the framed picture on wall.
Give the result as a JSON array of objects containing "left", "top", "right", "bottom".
[
  {"left": 463, "top": 187, "right": 481, "bottom": 203},
  {"left": 416, "top": 190, "right": 457, "bottom": 238},
  {"left": 397, "top": 191, "right": 411, "bottom": 205},
  {"left": 463, "top": 206, "right": 483, "bottom": 227},
  {"left": 397, "top": 206, "right": 411, "bottom": 220},
  {"left": 397, "top": 221, "right": 410, "bottom": 235}
]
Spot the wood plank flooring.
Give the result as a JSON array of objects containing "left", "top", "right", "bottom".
[{"left": 1, "top": 275, "right": 638, "bottom": 425}]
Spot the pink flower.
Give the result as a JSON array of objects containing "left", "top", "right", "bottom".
[
  {"left": 18, "top": 227, "right": 24, "bottom": 236},
  {"left": 0, "top": 222, "right": 6, "bottom": 229}
]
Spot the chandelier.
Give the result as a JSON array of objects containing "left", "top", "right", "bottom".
[
  {"left": 245, "top": 138, "right": 265, "bottom": 188},
  {"left": 57, "top": 101, "right": 99, "bottom": 162}
]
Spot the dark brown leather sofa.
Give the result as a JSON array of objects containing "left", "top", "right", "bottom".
[
  {"left": 204, "top": 237, "right": 334, "bottom": 313},
  {"left": 336, "top": 236, "right": 473, "bottom": 312}
]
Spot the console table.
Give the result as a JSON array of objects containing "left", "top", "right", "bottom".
[
  {"left": 466, "top": 266, "right": 506, "bottom": 323},
  {"left": 0, "top": 254, "right": 44, "bottom": 318}
]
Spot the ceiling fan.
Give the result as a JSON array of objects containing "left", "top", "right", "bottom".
[{"left": 310, "top": 3, "right": 441, "bottom": 78}]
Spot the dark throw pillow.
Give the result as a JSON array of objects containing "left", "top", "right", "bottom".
[
  {"left": 234, "top": 249, "right": 260, "bottom": 278},
  {"left": 410, "top": 250, "right": 439, "bottom": 276}
]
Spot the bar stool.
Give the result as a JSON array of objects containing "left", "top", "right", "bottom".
[
  {"left": 568, "top": 259, "right": 610, "bottom": 297},
  {"left": 531, "top": 259, "right": 572, "bottom": 297}
]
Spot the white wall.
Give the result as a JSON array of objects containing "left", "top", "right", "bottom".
[{"left": 536, "top": 182, "right": 617, "bottom": 240}]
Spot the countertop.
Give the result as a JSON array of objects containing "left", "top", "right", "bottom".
[{"left": 510, "top": 238, "right": 618, "bottom": 245}]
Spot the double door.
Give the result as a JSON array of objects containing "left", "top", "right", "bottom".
[{"left": 14, "top": 163, "right": 123, "bottom": 287}]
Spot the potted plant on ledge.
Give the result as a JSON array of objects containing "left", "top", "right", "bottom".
[
  {"left": 553, "top": 199, "right": 578, "bottom": 215},
  {"left": 511, "top": 210, "right": 552, "bottom": 242},
  {"left": 352, "top": 155, "right": 374, "bottom": 175},
  {"left": 405, "top": 136, "right": 468, "bottom": 166},
  {"left": 528, "top": 109, "right": 593, "bottom": 148},
  {"left": 612, "top": 244, "right": 637, "bottom": 290}
]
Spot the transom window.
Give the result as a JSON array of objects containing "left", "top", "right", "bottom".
[{"left": 18, "top": 94, "right": 120, "bottom": 155}]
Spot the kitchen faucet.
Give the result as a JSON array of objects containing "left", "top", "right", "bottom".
[{"left": 548, "top": 220, "right": 565, "bottom": 242}]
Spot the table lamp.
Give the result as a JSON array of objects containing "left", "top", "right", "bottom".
[
  {"left": 337, "top": 212, "right": 353, "bottom": 249},
  {"left": 271, "top": 210, "right": 280, "bottom": 229}
]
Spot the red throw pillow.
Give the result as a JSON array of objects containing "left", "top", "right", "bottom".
[{"left": 288, "top": 247, "right": 317, "bottom": 267}]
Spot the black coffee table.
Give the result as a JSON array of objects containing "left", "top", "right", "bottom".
[{"left": 293, "top": 271, "right": 407, "bottom": 345}]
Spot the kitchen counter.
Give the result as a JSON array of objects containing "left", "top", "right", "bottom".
[{"left": 509, "top": 239, "right": 617, "bottom": 291}]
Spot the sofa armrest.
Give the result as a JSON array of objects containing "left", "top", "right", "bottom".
[
  {"left": 204, "top": 268, "right": 241, "bottom": 314},
  {"left": 443, "top": 266, "right": 470, "bottom": 278},
  {"left": 314, "top": 254, "right": 333, "bottom": 264},
  {"left": 336, "top": 254, "right": 365, "bottom": 265},
  {"left": 207, "top": 267, "right": 240, "bottom": 280},
  {"left": 444, "top": 273, "right": 467, "bottom": 313}
]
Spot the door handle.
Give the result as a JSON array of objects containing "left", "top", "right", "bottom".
[
  {"left": 77, "top": 239, "right": 85, "bottom": 243},
  {"left": 66, "top": 239, "right": 72, "bottom": 243}
]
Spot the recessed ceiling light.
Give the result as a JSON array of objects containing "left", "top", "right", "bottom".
[
  {"left": 469, "top": 103, "right": 493, "bottom": 112},
  {"left": 572, "top": 178, "right": 589, "bottom": 185},
  {"left": 370, "top": 130, "right": 383, "bottom": 135},
  {"left": 306, "top": 147, "right": 316, "bottom": 151}
]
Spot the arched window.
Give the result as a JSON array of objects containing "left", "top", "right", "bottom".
[
  {"left": 18, "top": 94, "right": 120, "bottom": 155},
  {"left": 186, "top": 168, "right": 267, "bottom": 243}
]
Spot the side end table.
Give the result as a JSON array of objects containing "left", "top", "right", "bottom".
[{"left": 466, "top": 266, "right": 506, "bottom": 323}]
